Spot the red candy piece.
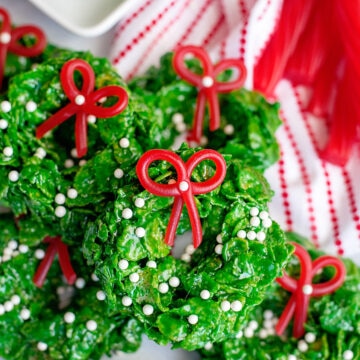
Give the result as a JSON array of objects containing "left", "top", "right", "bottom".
[
  {"left": 36, "top": 58, "right": 129, "bottom": 158},
  {"left": 276, "top": 242, "right": 346, "bottom": 338},
  {"left": 33, "top": 236, "right": 76, "bottom": 288},
  {"left": 136, "top": 149, "right": 226, "bottom": 248},
  {"left": 173, "top": 45, "right": 246, "bottom": 144},
  {"left": 0, "top": 7, "right": 46, "bottom": 87}
]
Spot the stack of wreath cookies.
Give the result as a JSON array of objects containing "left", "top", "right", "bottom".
[{"left": 1, "top": 7, "right": 356, "bottom": 360}]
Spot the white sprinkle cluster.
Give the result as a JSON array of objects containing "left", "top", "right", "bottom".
[
  {"left": 0, "top": 240, "right": 24, "bottom": 263},
  {"left": 172, "top": 113, "right": 186, "bottom": 132},
  {"left": 0, "top": 294, "right": 21, "bottom": 316}
]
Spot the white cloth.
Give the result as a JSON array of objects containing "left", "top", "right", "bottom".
[{"left": 109, "top": 0, "right": 360, "bottom": 264}]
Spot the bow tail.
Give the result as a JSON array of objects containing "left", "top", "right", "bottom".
[
  {"left": 164, "top": 197, "right": 184, "bottom": 247},
  {"left": 56, "top": 238, "right": 77, "bottom": 285},
  {"left": 33, "top": 241, "right": 57, "bottom": 288},
  {"left": 207, "top": 88, "right": 220, "bottom": 132},
  {"left": 75, "top": 112, "right": 88, "bottom": 158},
  {"left": 275, "top": 294, "right": 296, "bottom": 336},
  {"left": 0, "top": 46, "right": 8, "bottom": 89},
  {"left": 184, "top": 192, "right": 203, "bottom": 249},
  {"left": 187, "top": 92, "right": 207, "bottom": 144},
  {"left": 292, "top": 291, "right": 310, "bottom": 338}
]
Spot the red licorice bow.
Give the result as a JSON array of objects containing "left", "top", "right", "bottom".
[
  {"left": 0, "top": 7, "right": 46, "bottom": 88},
  {"left": 36, "top": 58, "right": 129, "bottom": 158},
  {"left": 173, "top": 45, "right": 246, "bottom": 144},
  {"left": 276, "top": 242, "right": 346, "bottom": 338},
  {"left": 33, "top": 236, "right": 76, "bottom": 288},
  {"left": 136, "top": 149, "right": 226, "bottom": 248}
]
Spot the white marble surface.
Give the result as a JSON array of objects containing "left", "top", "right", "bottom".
[{"left": 0, "top": 1, "right": 199, "bottom": 359}]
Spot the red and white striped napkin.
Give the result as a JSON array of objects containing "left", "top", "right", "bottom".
[{"left": 109, "top": 0, "right": 360, "bottom": 264}]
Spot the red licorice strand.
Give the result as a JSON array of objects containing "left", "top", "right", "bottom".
[
  {"left": 283, "top": 0, "right": 334, "bottom": 86},
  {"left": 33, "top": 236, "right": 76, "bottom": 288},
  {"left": 253, "top": 0, "right": 314, "bottom": 97},
  {"left": 334, "top": 0, "right": 360, "bottom": 79},
  {"left": 321, "top": 62, "right": 360, "bottom": 165},
  {"left": 276, "top": 242, "right": 346, "bottom": 338},
  {"left": 36, "top": 58, "right": 128, "bottom": 158},
  {"left": 0, "top": 7, "right": 46, "bottom": 88},
  {"left": 136, "top": 149, "right": 226, "bottom": 248},
  {"left": 173, "top": 45, "right": 246, "bottom": 143}
]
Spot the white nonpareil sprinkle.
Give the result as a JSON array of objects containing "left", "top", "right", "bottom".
[
  {"left": 96, "top": 291, "right": 106, "bottom": 301},
  {"left": 11, "top": 295, "right": 21, "bottom": 305},
  {"left": 67, "top": 188, "right": 78, "bottom": 199},
  {"left": 304, "top": 332, "right": 316, "bottom": 343},
  {"left": 64, "top": 312, "right": 75, "bottom": 324},
  {"left": 37, "top": 342, "right": 48, "bottom": 352},
  {"left": 343, "top": 350, "right": 354, "bottom": 360},
  {"left": 231, "top": 300, "right": 243, "bottom": 312},
  {"left": 185, "top": 244, "right": 195, "bottom": 255},
  {"left": 87, "top": 115, "right": 97, "bottom": 124},
  {"left": 118, "top": 259, "right": 129, "bottom": 270},
  {"left": 0, "top": 119, "right": 8, "bottom": 129},
  {"left": 20, "top": 308, "right": 31, "bottom": 320},
  {"left": 64, "top": 159, "right": 74, "bottom": 168},
  {"left": 200, "top": 135, "right": 208, "bottom": 146},
  {"left": 246, "top": 231, "right": 256, "bottom": 241},
  {"left": 262, "top": 218, "right": 272, "bottom": 228},
  {"left": 258, "top": 329, "right": 268, "bottom": 339},
  {"left": 237, "top": 230, "right": 246, "bottom": 239},
  {"left": 256, "top": 231, "right": 266, "bottom": 242},
  {"left": 176, "top": 122, "right": 186, "bottom": 132},
  {"left": 146, "top": 260, "right": 157, "bottom": 268},
  {"left": 8, "top": 170, "right": 19, "bottom": 182},
  {"left": 79, "top": 160, "right": 87, "bottom": 167},
  {"left": 179, "top": 181, "right": 189, "bottom": 192},
  {"left": 250, "top": 207, "right": 259, "bottom": 216},
  {"left": 259, "top": 210, "right": 269, "bottom": 219},
  {"left": 135, "top": 227, "right": 145, "bottom": 238},
  {"left": 0, "top": 305, "right": 4, "bottom": 315},
  {"left": 302, "top": 284, "right": 313, "bottom": 295},
  {"left": 0, "top": 32, "right": 11, "bottom": 44},
  {"left": 297, "top": 340, "right": 308, "bottom": 352},
  {"left": 250, "top": 216, "right": 260, "bottom": 227},
  {"left": 54, "top": 193, "right": 66, "bottom": 205},
  {"left": 172, "top": 113, "right": 184, "bottom": 124},
  {"left": 214, "top": 244, "right": 223, "bottom": 255},
  {"left": 4, "top": 301, "right": 14, "bottom": 312},
  {"left": 119, "top": 138, "right": 130, "bottom": 148},
  {"left": 75, "top": 278, "right": 86, "bottom": 289},
  {"left": 204, "top": 342, "right": 213, "bottom": 351},
  {"left": 244, "top": 327, "right": 254, "bottom": 338},
  {"left": 35, "top": 249, "right": 45, "bottom": 260},
  {"left": 188, "top": 314, "right": 199, "bottom": 325},
  {"left": 235, "top": 331, "right": 243, "bottom": 339},
  {"left": 55, "top": 206, "right": 66, "bottom": 218},
  {"left": 1, "top": 101, "right": 11, "bottom": 113},
  {"left": 181, "top": 253, "right": 191, "bottom": 262},
  {"left": 86, "top": 320, "right": 98, "bottom": 331},
  {"left": 19, "top": 244, "right": 29, "bottom": 254},
  {"left": 75, "top": 95, "right": 85, "bottom": 105},
  {"left": 202, "top": 76, "right": 214, "bottom": 88},
  {"left": 8, "top": 240, "right": 18, "bottom": 250},
  {"left": 216, "top": 234, "right": 223, "bottom": 243},
  {"left": 288, "top": 355, "right": 297, "bottom": 360},
  {"left": 91, "top": 273, "right": 99, "bottom": 282},
  {"left": 220, "top": 300, "right": 231, "bottom": 312},
  {"left": 122, "top": 296, "right": 132, "bottom": 307},
  {"left": 263, "top": 309, "right": 274, "bottom": 320},
  {"left": 26, "top": 101, "right": 37, "bottom": 112},
  {"left": 3, "top": 146, "right": 13, "bottom": 157},
  {"left": 70, "top": 148, "right": 78, "bottom": 158},
  {"left": 169, "top": 276, "right": 180, "bottom": 288},
  {"left": 129, "top": 272, "right": 140, "bottom": 283},
  {"left": 158, "top": 283, "right": 169, "bottom": 294},
  {"left": 143, "top": 304, "right": 154, "bottom": 316},
  {"left": 35, "top": 147, "right": 46, "bottom": 159},
  {"left": 248, "top": 320, "right": 258, "bottom": 330},
  {"left": 200, "top": 290, "right": 210, "bottom": 300},
  {"left": 134, "top": 197, "right": 145, "bottom": 208},
  {"left": 122, "top": 208, "right": 133, "bottom": 219},
  {"left": 3, "top": 247, "right": 12, "bottom": 256},
  {"left": 223, "top": 124, "right": 234, "bottom": 135},
  {"left": 114, "top": 168, "right": 124, "bottom": 179}
]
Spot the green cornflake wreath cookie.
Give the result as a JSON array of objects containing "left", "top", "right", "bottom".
[
  {"left": 0, "top": 213, "right": 143, "bottom": 360},
  {"left": 199, "top": 233, "right": 359, "bottom": 360},
  {"left": 0, "top": 48, "right": 178, "bottom": 247},
  {"left": 83, "top": 144, "right": 292, "bottom": 351}
]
